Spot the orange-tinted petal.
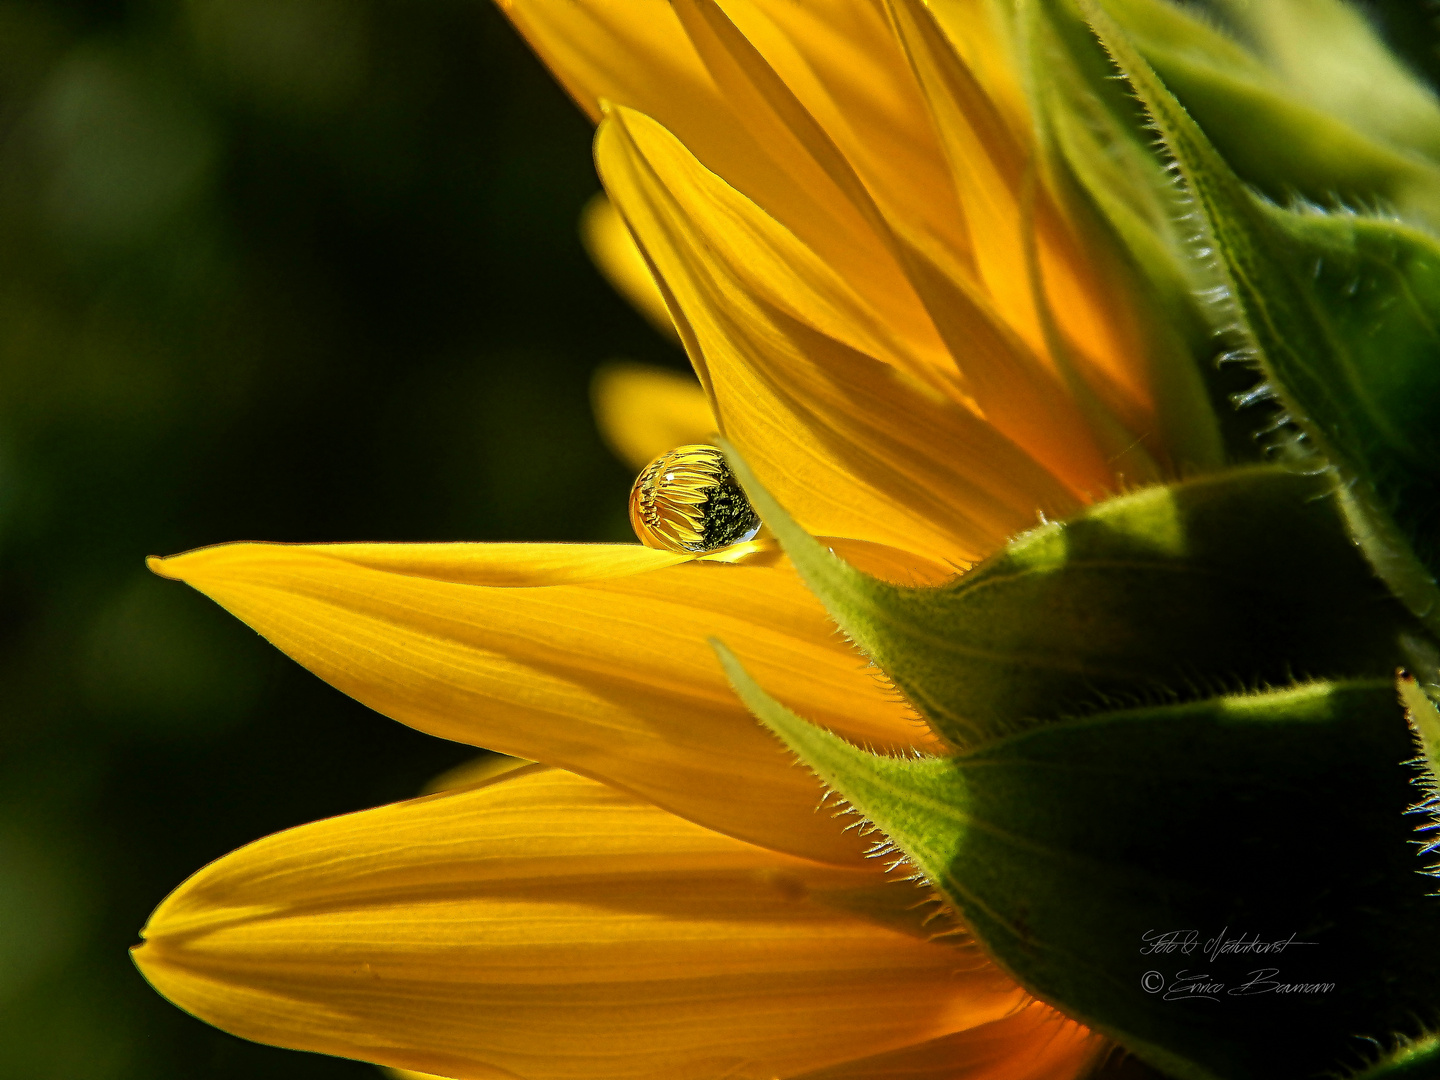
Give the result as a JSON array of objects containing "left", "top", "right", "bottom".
[
  {"left": 495, "top": 0, "right": 710, "bottom": 130},
  {"left": 377, "top": 1010, "right": 1100, "bottom": 1080},
  {"left": 135, "top": 767, "right": 1029, "bottom": 1080},
  {"left": 884, "top": 0, "right": 1037, "bottom": 354},
  {"left": 597, "top": 106, "right": 1083, "bottom": 563},
  {"left": 715, "top": 0, "right": 975, "bottom": 284},
  {"left": 892, "top": 0, "right": 1153, "bottom": 424},
  {"left": 919, "top": 0, "right": 1031, "bottom": 143},
  {"left": 497, "top": 0, "right": 950, "bottom": 382},
  {"left": 667, "top": 0, "right": 948, "bottom": 371},
  {"left": 590, "top": 361, "right": 715, "bottom": 472},
  {"left": 148, "top": 540, "right": 938, "bottom": 866},
  {"left": 792, "top": 1005, "right": 1100, "bottom": 1080}
]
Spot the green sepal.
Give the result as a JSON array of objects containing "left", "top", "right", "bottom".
[
  {"left": 1101, "top": 0, "right": 1440, "bottom": 228},
  {"left": 1020, "top": 0, "right": 1257, "bottom": 471},
  {"left": 1201, "top": 0, "right": 1440, "bottom": 176},
  {"left": 724, "top": 439, "right": 1419, "bottom": 749},
  {"left": 715, "top": 646, "right": 1440, "bottom": 1080},
  {"left": 1353, "top": 1034, "right": 1440, "bottom": 1080},
  {"left": 1023, "top": 0, "right": 1440, "bottom": 473},
  {"left": 1082, "top": 0, "right": 1440, "bottom": 649},
  {"left": 1401, "top": 672, "right": 1440, "bottom": 791},
  {"left": 1400, "top": 671, "right": 1440, "bottom": 884}
]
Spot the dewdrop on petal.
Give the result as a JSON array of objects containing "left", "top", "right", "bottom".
[{"left": 628, "top": 444, "right": 761, "bottom": 553}]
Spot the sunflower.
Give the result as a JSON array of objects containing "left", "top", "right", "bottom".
[{"left": 133, "top": 2, "right": 1440, "bottom": 1078}]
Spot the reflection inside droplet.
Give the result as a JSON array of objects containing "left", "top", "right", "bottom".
[{"left": 629, "top": 444, "right": 761, "bottom": 553}]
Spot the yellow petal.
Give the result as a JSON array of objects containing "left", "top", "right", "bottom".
[
  {"left": 497, "top": 0, "right": 948, "bottom": 384},
  {"left": 883, "top": 0, "right": 1038, "bottom": 354},
  {"left": 892, "top": 0, "right": 1153, "bottom": 425},
  {"left": 494, "top": 0, "right": 710, "bottom": 128},
  {"left": 601, "top": 0, "right": 1141, "bottom": 492},
  {"left": 597, "top": 103, "right": 1123, "bottom": 505},
  {"left": 792, "top": 1005, "right": 1100, "bottom": 1080},
  {"left": 590, "top": 361, "right": 715, "bottom": 472},
  {"left": 148, "top": 540, "right": 937, "bottom": 867},
  {"left": 597, "top": 106, "right": 1084, "bottom": 564},
  {"left": 502, "top": 0, "right": 1144, "bottom": 494},
  {"left": 715, "top": 0, "right": 975, "bottom": 284},
  {"left": 578, "top": 194, "right": 677, "bottom": 341},
  {"left": 135, "top": 767, "right": 1029, "bottom": 1080},
  {"left": 920, "top": 0, "right": 1031, "bottom": 143},
  {"left": 666, "top": 0, "right": 947, "bottom": 370},
  {"left": 255, "top": 540, "right": 687, "bottom": 587}
]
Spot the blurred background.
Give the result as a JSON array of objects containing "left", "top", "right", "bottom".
[
  {"left": 1, "top": 1, "right": 1439, "bottom": 1077},
  {"left": 0, "top": 0, "right": 683, "bottom": 1075}
]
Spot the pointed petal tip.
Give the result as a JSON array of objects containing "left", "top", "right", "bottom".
[
  {"left": 129, "top": 938, "right": 159, "bottom": 984},
  {"left": 146, "top": 554, "right": 182, "bottom": 580}
]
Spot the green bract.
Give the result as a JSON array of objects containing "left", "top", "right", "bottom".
[
  {"left": 730, "top": 456, "right": 1419, "bottom": 749},
  {"left": 1102, "top": 0, "right": 1440, "bottom": 227},
  {"left": 720, "top": 650, "right": 1433, "bottom": 1080}
]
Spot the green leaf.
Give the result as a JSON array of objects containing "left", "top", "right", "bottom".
[
  {"left": 716, "top": 647, "right": 1440, "bottom": 1080},
  {"left": 724, "top": 438, "right": 1420, "bottom": 749},
  {"left": 1081, "top": 0, "right": 1440, "bottom": 648}
]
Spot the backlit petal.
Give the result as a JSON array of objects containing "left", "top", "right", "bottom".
[
  {"left": 590, "top": 361, "right": 715, "bottom": 472},
  {"left": 597, "top": 106, "right": 1084, "bottom": 564},
  {"left": 667, "top": 0, "right": 947, "bottom": 373},
  {"left": 148, "top": 540, "right": 939, "bottom": 866},
  {"left": 715, "top": 0, "right": 974, "bottom": 283},
  {"left": 888, "top": 0, "right": 1153, "bottom": 423},
  {"left": 791, "top": 1005, "right": 1099, "bottom": 1080},
  {"left": 134, "top": 768, "right": 1028, "bottom": 1080},
  {"left": 887, "top": 0, "right": 1038, "bottom": 355},
  {"left": 502, "top": 0, "right": 1136, "bottom": 499},
  {"left": 497, "top": 0, "right": 949, "bottom": 382},
  {"left": 615, "top": 2, "right": 1142, "bottom": 492},
  {"left": 919, "top": 0, "right": 1030, "bottom": 142}
]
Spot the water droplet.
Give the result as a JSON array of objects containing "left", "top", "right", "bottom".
[{"left": 629, "top": 444, "right": 761, "bottom": 553}]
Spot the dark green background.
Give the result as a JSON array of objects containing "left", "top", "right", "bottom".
[
  {"left": 0, "top": 1, "right": 1437, "bottom": 1078},
  {"left": 0, "top": 0, "right": 681, "bottom": 1075}
]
